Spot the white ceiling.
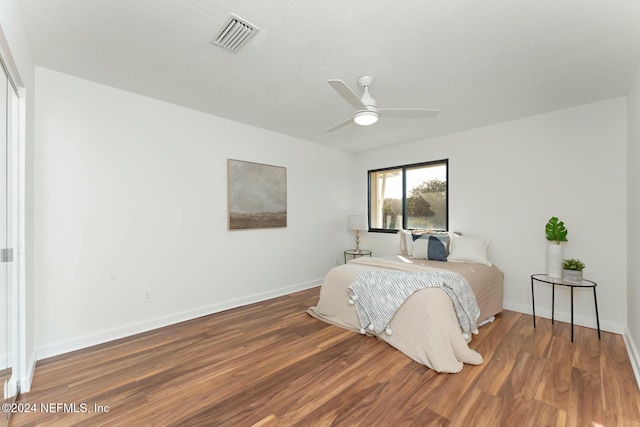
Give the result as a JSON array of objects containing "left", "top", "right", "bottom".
[{"left": 17, "top": 0, "right": 640, "bottom": 152}]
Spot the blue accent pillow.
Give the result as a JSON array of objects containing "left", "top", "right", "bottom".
[{"left": 427, "top": 236, "right": 448, "bottom": 261}]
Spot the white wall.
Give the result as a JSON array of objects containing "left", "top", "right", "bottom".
[
  {"left": 627, "top": 63, "right": 640, "bottom": 386},
  {"left": 34, "top": 68, "right": 354, "bottom": 358},
  {"left": 0, "top": 0, "right": 36, "bottom": 392},
  {"left": 354, "top": 98, "right": 628, "bottom": 333}
]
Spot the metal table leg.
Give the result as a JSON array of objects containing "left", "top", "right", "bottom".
[
  {"left": 593, "top": 287, "right": 601, "bottom": 340},
  {"left": 551, "top": 283, "right": 555, "bottom": 324},
  {"left": 531, "top": 276, "right": 536, "bottom": 328},
  {"left": 570, "top": 286, "right": 574, "bottom": 342}
]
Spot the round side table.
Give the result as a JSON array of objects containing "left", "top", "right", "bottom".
[
  {"left": 531, "top": 274, "right": 601, "bottom": 342},
  {"left": 344, "top": 249, "right": 372, "bottom": 263}
]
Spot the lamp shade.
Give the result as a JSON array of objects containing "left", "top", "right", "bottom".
[{"left": 348, "top": 215, "right": 368, "bottom": 231}]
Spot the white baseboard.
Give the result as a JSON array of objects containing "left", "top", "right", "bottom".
[
  {"left": 623, "top": 327, "right": 640, "bottom": 391},
  {"left": 19, "top": 350, "right": 36, "bottom": 393},
  {"left": 502, "top": 301, "right": 624, "bottom": 335},
  {"left": 36, "top": 279, "right": 322, "bottom": 361},
  {"left": 4, "top": 376, "right": 17, "bottom": 398},
  {"left": 1, "top": 352, "right": 34, "bottom": 395}
]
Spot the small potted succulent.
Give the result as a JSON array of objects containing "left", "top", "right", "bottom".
[{"left": 562, "top": 258, "right": 585, "bottom": 283}]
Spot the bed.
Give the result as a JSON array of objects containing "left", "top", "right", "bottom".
[{"left": 307, "top": 239, "right": 504, "bottom": 373}]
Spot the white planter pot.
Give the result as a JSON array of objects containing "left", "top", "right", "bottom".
[
  {"left": 546, "top": 243, "right": 563, "bottom": 279},
  {"left": 562, "top": 269, "right": 583, "bottom": 283}
]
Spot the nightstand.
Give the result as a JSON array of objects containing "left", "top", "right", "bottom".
[{"left": 344, "top": 249, "right": 372, "bottom": 264}]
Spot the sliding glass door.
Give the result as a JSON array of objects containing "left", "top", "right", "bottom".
[
  {"left": 0, "top": 63, "right": 6, "bottom": 426},
  {"left": 0, "top": 58, "right": 17, "bottom": 426}
]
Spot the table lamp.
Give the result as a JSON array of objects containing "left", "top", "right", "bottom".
[{"left": 348, "top": 215, "right": 368, "bottom": 253}]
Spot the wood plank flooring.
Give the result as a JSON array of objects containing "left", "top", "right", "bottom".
[{"left": 8, "top": 287, "right": 640, "bottom": 426}]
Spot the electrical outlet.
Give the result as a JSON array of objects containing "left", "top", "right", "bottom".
[{"left": 144, "top": 289, "right": 152, "bottom": 303}]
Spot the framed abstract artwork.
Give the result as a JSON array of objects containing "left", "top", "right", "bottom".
[{"left": 227, "top": 159, "right": 287, "bottom": 230}]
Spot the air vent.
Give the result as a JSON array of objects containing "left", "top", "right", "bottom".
[{"left": 211, "top": 14, "right": 259, "bottom": 53}]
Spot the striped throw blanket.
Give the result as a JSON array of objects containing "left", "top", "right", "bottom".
[{"left": 348, "top": 270, "right": 480, "bottom": 336}]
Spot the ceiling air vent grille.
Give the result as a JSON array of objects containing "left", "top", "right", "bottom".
[{"left": 211, "top": 14, "right": 259, "bottom": 53}]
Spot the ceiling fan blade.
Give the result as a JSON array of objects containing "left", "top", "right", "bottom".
[
  {"left": 378, "top": 108, "right": 440, "bottom": 118},
  {"left": 326, "top": 117, "right": 354, "bottom": 133},
  {"left": 328, "top": 80, "right": 367, "bottom": 110}
]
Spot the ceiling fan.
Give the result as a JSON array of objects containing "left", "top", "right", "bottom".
[{"left": 326, "top": 75, "right": 439, "bottom": 132}]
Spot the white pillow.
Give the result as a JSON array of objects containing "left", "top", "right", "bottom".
[
  {"left": 447, "top": 234, "right": 492, "bottom": 266},
  {"left": 398, "top": 229, "right": 413, "bottom": 256},
  {"left": 412, "top": 238, "right": 429, "bottom": 259}
]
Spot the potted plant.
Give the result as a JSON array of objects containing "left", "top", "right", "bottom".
[
  {"left": 562, "top": 258, "right": 585, "bottom": 283},
  {"left": 545, "top": 217, "right": 568, "bottom": 244},
  {"left": 545, "top": 217, "right": 568, "bottom": 279}
]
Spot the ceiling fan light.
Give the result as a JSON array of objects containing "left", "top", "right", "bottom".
[{"left": 354, "top": 111, "right": 378, "bottom": 126}]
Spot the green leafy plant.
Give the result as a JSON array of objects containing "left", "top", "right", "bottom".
[
  {"left": 545, "top": 216, "right": 568, "bottom": 244},
  {"left": 562, "top": 258, "right": 585, "bottom": 271}
]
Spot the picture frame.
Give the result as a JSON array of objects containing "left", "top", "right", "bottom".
[{"left": 227, "top": 159, "right": 287, "bottom": 230}]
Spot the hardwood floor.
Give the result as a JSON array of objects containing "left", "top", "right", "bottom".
[{"left": 8, "top": 287, "right": 640, "bottom": 426}]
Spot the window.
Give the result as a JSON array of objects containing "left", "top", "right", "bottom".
[{"left": 368, "top": 159, "right": 448, "bottom": 232}]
